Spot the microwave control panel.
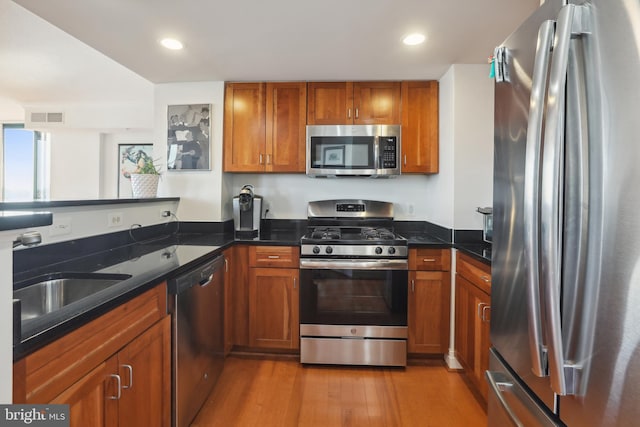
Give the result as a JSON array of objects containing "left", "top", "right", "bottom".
[{"left": 380, "top": 137, "right": 398, "bottom": 168}]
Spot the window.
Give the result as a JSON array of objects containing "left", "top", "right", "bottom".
[{"left": 2, "top": 124, "right": 49, "bottom": 201}]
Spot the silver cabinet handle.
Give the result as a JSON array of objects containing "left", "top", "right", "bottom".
[
  {"left": 482, "top": 305, "right": 491, "bottom": 323},
  {"left": 293, "top": 278, "right": 297, "bottom": 289},
  {"left": 404, "top": 154, "right": 407, "bottom": 165},
  {"left": 266, "top": 154, "right": 271, "bottom": 165},
  {"left": 477, "top": 302, "right": 487, "bottom": 319},
  {"left": 411, "top": 279, "right": 415, "bottom": 293},
  {"left": 108, "top": 374, "right": 121, "bottom": 400},
  {"left": 224, "top": 258, "right": 228, "bottom": 273},
  {"left": 121, "top": 364, "right": 133, "bottom": 389},
  {"left": 259, "top": 153, "right": 263, "bottom": 165},
  {"left": 524, "top": 18, "right": 555, "bottom": 381},
  {"left": 422, "top": 258, "right": 436, "bottom": 262},
  {"left": 347, "top": 108, "right": 351, "bottom": 119},
  {"left": 267, "top": 255, "right": 280, "bottom": 259},
  {"left": 480, "top": 275, "right": 491, "bottom": 283},
  {"left": 355, "top": 108, "right": 359, "bottom": 119},
  {"left": 485, "top": 371, "right": 524, "bottom": 427}
]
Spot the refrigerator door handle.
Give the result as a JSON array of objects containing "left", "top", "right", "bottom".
[
  {"left": 540, "top": 3, "right": 589, "bottom": 396},
  {"left": 523, "top": 18, "right": 555, "bottom": 379}
]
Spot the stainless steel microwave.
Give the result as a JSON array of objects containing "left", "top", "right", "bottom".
[{"left": 306, "top": 125, "right": 401, "bottom": 177}]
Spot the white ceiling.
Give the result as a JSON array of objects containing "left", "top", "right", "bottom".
[{"left": 2, "top": 0, "right": 540, "bottom": 110}]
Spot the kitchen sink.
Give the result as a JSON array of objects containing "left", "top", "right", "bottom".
[{"left": 14, "top": 272, "right": 132, "bottom": 321}]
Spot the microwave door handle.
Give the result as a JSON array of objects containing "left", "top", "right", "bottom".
[{"left": 523, "top": 19, "right": 555, "bottom": 378}]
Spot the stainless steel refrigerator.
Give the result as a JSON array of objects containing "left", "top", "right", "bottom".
[{"left": 489, "top": 1, "right": 640, "bottom": 426}]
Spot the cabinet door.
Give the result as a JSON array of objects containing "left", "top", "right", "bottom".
[
  {"left": 408, "top": 270, "right": 450, "bottom": 354},
  {"left": 249, "top": 268, "right": 299, "bottom": 349},
  {"left": 307, "top": 82, "right": 353, "bottom": 124},
  {"left": 473, "top": 288, "right": 491, "bottom": 401},
  {"left": 223, "top": 82, "right": 266, "bottom": 171},
  {"left": 265, "top": 82, "right": 307, "bottom": 172},
  {"left": 231, "top": 245, "right": 250, "bottom": 347},
  {"left": 455, "top": 276, "right": 474, "bottom": 371},
  {"left": 353, "top": 81, "right": 401, "bottom": 125},
  {"left": 401, "top": 81, "right": 439, "bottom": 173},
  {"left": 50, "top": 357, "right": 119, "bottom": 427},
  {"left": 117, "top": 316, "right": 171, "bottom": 427}
]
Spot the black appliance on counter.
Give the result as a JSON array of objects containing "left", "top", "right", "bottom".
[
  {"left": 299, "top": 199, "right": 408, "bottom": 367},
  {"left": 232, "top": 184, "right": 263, "bottom": 238}
]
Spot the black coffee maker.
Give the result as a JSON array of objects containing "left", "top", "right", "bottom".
[{"left": 232, "top": 184, "right": 263, "bottom": 237}]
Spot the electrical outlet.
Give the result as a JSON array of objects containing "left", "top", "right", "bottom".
[
  {"left": 107, "top": 212, "right": 123, "bottom": 228},
  {"left": 161, "top": 210, "right": 171, "bottom": 218},
  {"left": 50, "top": 217, "right": 72, "bottom": 236}
]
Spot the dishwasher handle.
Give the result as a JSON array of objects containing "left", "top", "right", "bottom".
[{"left": 169, "top": 255, "right": 224, "bottom": 294}]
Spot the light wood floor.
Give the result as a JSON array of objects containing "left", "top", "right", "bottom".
[{"left": 191, "top": 356, "right": 487, "bottom": 427}]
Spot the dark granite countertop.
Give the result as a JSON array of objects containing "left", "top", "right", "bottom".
[
  {"left": 0, "top": 211, "right": 52, "bottom": 231},
  {"left": 455, "top": 242, "right": 492, "bottom": 265},
  {"left": 13, "top": 220, "right": 489, "bottom": 359}
]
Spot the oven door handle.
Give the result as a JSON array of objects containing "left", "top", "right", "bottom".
[{"left": 299, "top": 258, "right": 408, "bottom": 270}]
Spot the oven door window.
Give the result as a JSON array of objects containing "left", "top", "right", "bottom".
[{"left": 299, "top": 269, "right": 408, "bottom": 326}]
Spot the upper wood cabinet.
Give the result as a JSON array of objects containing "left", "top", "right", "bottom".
[
  {"left": 224, "top": 82, "right": 306, "bottom": 172},
  {"left": 307, "top": 81, "right": 401, "bottom": 125},
  {"left": 401, "top": 81, "right": 439, "bottom": 174}
]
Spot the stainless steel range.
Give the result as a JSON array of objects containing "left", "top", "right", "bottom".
[{"left": 299, "top": 199, "right": 408, "bottom": 367}]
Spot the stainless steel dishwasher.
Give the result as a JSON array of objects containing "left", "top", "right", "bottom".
[{"left": 168, "top": 254, "right": 224, "bottom": 427}]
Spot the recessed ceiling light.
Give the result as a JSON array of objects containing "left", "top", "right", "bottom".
[
  {"left": 161, "top": 38, "right": 183, "bottom": 50},
  {"left": 403, "top": 33, "right": 426, "bottom": 46}
]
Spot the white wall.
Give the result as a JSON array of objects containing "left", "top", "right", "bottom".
[
  {"left": 49, "top": 130, "right": 102, "bottom": 200},
  {"left": 153, "top": 82, "right": 228, "bottom": 222},
  {"left": 451, "top": 65, "right": 494, "bottom": 230}
]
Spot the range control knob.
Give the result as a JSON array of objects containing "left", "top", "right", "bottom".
[
  {"left": 375, "top": 247, "right": 383, "bottom": 254},
  {"left": 313, "top": 246, "right": 321, "bottom": 254},
  {"left": 388, "top": 247, "right": 396, "bottom": 255},
  {"left": 325, "top": 246, "right": 333, "bottom": 254}
]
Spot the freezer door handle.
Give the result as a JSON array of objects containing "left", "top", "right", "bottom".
[
  {"left": 523, "top": 19, "right": 555, "bottom": 379},
  {"left": 540, "top": 3, "right": 589, "bottom": 396},
  {"left": 486, "top": 371, "right": 524, "bottom": 427}
]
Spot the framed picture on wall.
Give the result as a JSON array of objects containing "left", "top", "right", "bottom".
[
  {"left": 167, "top": 104, "right": 211, "bottom": 171},
  {"left": 118, "top": 144, "right": 153, "bottom": 198}
]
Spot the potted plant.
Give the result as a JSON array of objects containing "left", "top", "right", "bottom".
[{"left": 128, "top": 151, "right": 161, "bottom": 198}]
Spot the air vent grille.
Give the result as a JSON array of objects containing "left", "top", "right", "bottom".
[{"left": 29, "top": 111, "right": 65, "bottom": 124}]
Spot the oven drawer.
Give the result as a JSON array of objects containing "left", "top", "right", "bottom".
[
  {"left": 249, "top": 245, "right": 299, "bottom": 268},
  {"left": 300, "top": 337, "right": 406, "bottom": 366},
  {"left": 409, "top": 248, "right": 451, "bottom": 271}
]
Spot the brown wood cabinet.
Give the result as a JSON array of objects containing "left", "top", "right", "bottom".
[
  {"left": 455, "top": 252, "right": 491, "bottom": 401},
  {"left": 407, "top": 248, "right": 451, "bottom": 354},
  {"left": 248, "top": 246, "right": 299, "bottom": 350},
  {"left": 14, "top": 284, "right": 171, "bottom": 427},
  {"left": 223, "top": 82, "right": 306, "bottom": 172},
  {"left": 307, "top": 81, "right": 401, "bottom": 125},
  {"left": 401, "top": 81, "right": 439, "bottom": 174}
]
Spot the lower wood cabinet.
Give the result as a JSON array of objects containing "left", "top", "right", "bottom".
[
  {"left": 14, "top": 284, "right": 170, "bottom": 427},
  {"left": 229, "top": 245, "right": 300, "bottom": 352},
  {"left": 248, "top": 267, "right": 299, "bottom": 349},
  {"left": 407, "top": 248, "right": 451, "bottom": 355},
  {"left": 455, "top": 252, "right": 491, "bottom": 401}
]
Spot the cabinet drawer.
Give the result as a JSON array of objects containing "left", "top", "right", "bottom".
[
  {"left": 249, "top": 246, "right": 299, "bottom": 268},
  {"left": 457, "top": 252, "right": 491, "bottom": 294},
  {"left": 409, "top": 248, "right": 451, "bottom": 271}
]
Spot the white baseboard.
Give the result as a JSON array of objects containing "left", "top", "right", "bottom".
[{"left": 445, "top": 350, "right": 463, "bottom": 370}]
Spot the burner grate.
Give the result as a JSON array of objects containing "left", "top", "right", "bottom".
[{"left": 310, "top": 227, "right": 341, "bottom": 240}]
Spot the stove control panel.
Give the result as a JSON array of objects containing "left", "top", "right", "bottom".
[{"left": 301, "top": 244, "right": 408, "bottom": 258}]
